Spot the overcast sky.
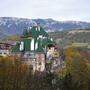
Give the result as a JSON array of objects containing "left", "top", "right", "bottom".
[{"left": 0, "top": 0, "right": 90, "bottom": 21}]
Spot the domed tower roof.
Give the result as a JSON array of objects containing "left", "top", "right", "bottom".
[{"left": 30, "top": 26, "right": 48, "bottom": 38}]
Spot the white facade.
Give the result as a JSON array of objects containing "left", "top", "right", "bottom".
[
  {"left": 20, "top": 41, "right": 24, "bottom": 51},
  {"left": 31, "top": 39, "right": 34, "bottom": 50},
  {"left": 35, "top": 42, "right": 38, "bottom": 50}
]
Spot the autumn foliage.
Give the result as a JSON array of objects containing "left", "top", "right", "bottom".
[{"left": 0, "top": 47, "right": 90, "bottom": 90}]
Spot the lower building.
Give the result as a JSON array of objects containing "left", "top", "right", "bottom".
[
  {"left": 0, "top": 42, "right": 13, "bottom": 57},
  {"left": 0, "top": 50, "right": 10, "bottom": 57}
]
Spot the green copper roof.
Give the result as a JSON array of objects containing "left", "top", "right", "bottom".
[
  {"left": 23, "top": 38, "right": 37, "bottom": 51},
  {"left": 42, "top": 38, "right": 54, "bottom": 48},
  {"left": 30, "top": 27, "right": 38, "bottom": 38},
  {"left": 23, "top": 26, "right": 48, "bottom": 38},
  {"left": 12, "top": 26, "right": 55, "bottom": 53},
  {"left": 11, "top": 43, "right": 20, "bottom": 52},
  {"left": 23, "top": 29, "right": 30, "bottom": 38},
  {"left": 38, "top": 27, "right": 48, "bottom": 37},
  {"left": 35, "top": 39, "right": 44, "bottom": 53},
  {"left": 36, "top": 47, "right": 44, "bottom": 53},
  {"left": 23, "top": 38, "right": 31, "bottom": 51}
]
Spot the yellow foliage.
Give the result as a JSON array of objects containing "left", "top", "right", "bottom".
[
  {"left": 52, "top": 51, "right": 59, "bottom": 58},
  {"left": 65, "top": 47, "right": 81, "bottom": 60}
]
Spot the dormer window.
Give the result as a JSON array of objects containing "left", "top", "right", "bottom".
[
  {"left": 43, "top": 37, "right": 46, "bottom": 39},
  {"left": 39, "top": 35, "right": 43, "bottom": 38},
  {"left": 36, "top": 27, "right": 38, "bottom": 31},
  {"left": 51, "top": 38, "right": 53, "bottom": 41}
]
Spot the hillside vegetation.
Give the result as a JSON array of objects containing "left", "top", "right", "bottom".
[
  {"left": 0, "top": 46, "right": 90, "bottom": 90},
  {"left": 49, "top": 29, "right": 90, "bottom": 47}
]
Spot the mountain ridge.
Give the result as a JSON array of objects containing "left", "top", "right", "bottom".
[{"left": 0, "top": 17, "right": 90, "bottom": 37}]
